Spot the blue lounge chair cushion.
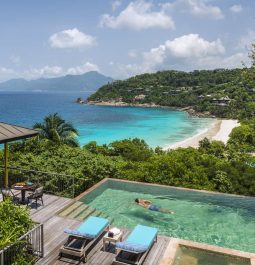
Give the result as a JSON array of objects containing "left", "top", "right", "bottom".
[
  {"left": 116, "top": 242, "right": 148, "bottom": 253},
  {"left": 64, "top": 216, "right": 109, "bottom": 239},
  {"left": 116, "top": 225, "right": 157, "bottom": 253}
]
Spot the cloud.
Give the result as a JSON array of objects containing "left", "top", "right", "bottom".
[
  {"left": 162, "top": 0, "right": 224, "bottom": 20},
  {"left": 114, "top": 34, "right": 248, "bottom": 79},
  {"left": 0, "top": 61, "right": 100, "bottom": 81},
  {"left": 100, "top": 0, "right": 175, "bottom": 30},
  {"left": 112, "top": 0, "right": 122, "bottom": 11},
  {"left": 230, "top": 4, "right": 242, "bottom": 13},
  {"left": 66, "top": 62, "right": 99, "bottom": 75},
  {"left": 143, "top": 34, "right": 225, "bottom": 70},
  {"left": 112, "top": 63, "right": 145, "bottom": 79},
  {"left": 239, "top": 30, "right": 255, "bottom": 50},
  {"left": 117, "top": 52, "right": 247, "bottom": 79},
  {"left": 23, "top": 62, "right": 100, "bottom": 79},
  {"left": 0, "top": 67, "right": 16, "bottom": 82},
  {"left": 0, "top": 67, "right": 14, "bottom": 75},
  {"left": 49, "top": 28, "right": 96, "bottom": 48},
  {"left": 25, "top": 66, "right": 64, "bottom": 79},
  {"left": 194, "top": 52, "right": 248, "bottom": 69}
]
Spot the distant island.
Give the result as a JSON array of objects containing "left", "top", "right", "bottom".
[
  {"left": 85, "top": 68, "right": 254, "bottom": 120},
  {"left": 0, "top": 71, "right": 113, "bottom": 92}
]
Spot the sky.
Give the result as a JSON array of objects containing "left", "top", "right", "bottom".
[{"left": 0, "top": 0, "right": 254, "bottom": 82}]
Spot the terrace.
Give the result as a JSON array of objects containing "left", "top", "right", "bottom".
[
  {"left": 2, "top": 177, "right": 255, "bottom": 265},
  {"left": 1, "top": 123, "right": 255, "bottom": 265},
  {"left": 0, "top": 189, "right": 170, "bottom": 265}
]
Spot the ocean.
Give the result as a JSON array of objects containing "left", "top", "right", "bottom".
[{"left": 0, "top": 92, "right": 213, "bottom": 148}]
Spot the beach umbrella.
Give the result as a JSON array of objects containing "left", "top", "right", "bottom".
[{"left": 0, "top": 122, "right": 38, "bottom": 187}]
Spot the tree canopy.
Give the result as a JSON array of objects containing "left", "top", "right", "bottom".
[
  {"left": 33, "top": 113, "right": 79, "bottom": 147},
  {"left": 88, "top": 68, "right": 255, "bottom": 120}
]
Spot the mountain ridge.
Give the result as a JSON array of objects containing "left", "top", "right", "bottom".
[{"left": 0, "top": 71, "right": 113, "bottom": 92}]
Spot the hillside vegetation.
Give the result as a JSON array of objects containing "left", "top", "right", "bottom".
[
  {"left": 1, "top": 125, "right": 255, "bottom": 197},
  {"left": 88, "top": 68, "right": 255, "bottom": 119}
]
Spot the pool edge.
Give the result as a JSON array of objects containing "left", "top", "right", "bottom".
[
  {"left": 75, "top": 177, "right": 109, "bottom": 201},
  {"left": 75, "top": 177, "right": 255, "bottom": 201},
  {"left": 160, "top": 238, "right": 255, "bottom": 265}
]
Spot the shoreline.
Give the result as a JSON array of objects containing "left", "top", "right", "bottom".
[
  {"left": 85, "top": 101, "right": 239, "bottom": 149},
  {"left": 85, "top": 101, "right": 213, "bottom": 118},
  {"left": 164, "top": 119, "right": 239, "bottom": 150}
]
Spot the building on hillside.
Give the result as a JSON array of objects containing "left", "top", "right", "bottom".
[
  {"left": 135, "top": 87, "right": 144, "bottom": 91},
  {"left": 134, "top": 94, "right": 146, "bottom": 100},
  {"left": 212, "top": 96, "right": 231, "bottom": 106}
]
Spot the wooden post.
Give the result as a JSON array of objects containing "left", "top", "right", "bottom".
[{"left": 4, "top": 143, "right": 8, "bottom": 187}]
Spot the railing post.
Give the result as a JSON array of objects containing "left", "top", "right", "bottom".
[
  {"left": 0, "top": 223, "right": 44, "bottom": 264},
  {"left": 72, "top": 176, "right": 75, "bottom": 198},
  {"left": 41, "top": 224, "right": 44, "bottom": 258},
  {"left": 4, "top": 143, "right": 9, "bottom": 187},
  {"left": 0, "top": 250, "right": 3, "bottom": 265}
]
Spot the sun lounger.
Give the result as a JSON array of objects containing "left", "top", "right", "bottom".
[
  {"left": 114, "top": 225, "right": 158, "bottom": 265},
  {"left": 59, "top": 216, "right": 109, "bottom": 262}
]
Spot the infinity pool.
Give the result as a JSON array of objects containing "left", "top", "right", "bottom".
[{"left": 79, "top": 179, "right": 255, "bottom": 253}]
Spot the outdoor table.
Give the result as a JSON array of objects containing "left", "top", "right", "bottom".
[
  {"left": 11, "top": 183, "right": 35, "bottom": 204},
  {"left": 103, "top": 230, "right": 123, "bottom": 253}
]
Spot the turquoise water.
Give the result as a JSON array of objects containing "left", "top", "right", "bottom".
[
  {"left": 0, "top": 92, "right": 213, "bottom": 148},
  {"left": 80, "top": 180, "right": 255, "bottom": 253},
  {"left": 173, "top": 246, "right": 250, "bottom": 265}
]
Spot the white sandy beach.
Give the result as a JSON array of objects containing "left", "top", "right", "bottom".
[{"left": 164, "top": 119, "right": 239, "bottom": 150}]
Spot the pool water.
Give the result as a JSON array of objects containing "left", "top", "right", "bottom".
[
  {"left": 79, "top": 180, "right": 255, "bottom": 253},
  {"left": 173, "top": 246, "right": 250, "bottom": 265}
]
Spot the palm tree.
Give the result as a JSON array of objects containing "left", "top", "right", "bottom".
[{"left": 33, "top": 113, "right": 79, "bottom": 147}]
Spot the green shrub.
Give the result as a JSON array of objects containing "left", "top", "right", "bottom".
[{"left": 0, "top": 200, "right": 33, "bottom": 249}]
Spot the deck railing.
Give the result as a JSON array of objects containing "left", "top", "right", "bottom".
[
  {"left": 0, "top": 223, "right": 43, "bottom": 265},
  {"left": 0, "top": 166, "right": 89, "bottom": 198}
]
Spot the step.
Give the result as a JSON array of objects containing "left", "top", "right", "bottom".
[
  {"left": 68, "top": 204, "right": 89, "bottom": 219},
  {"left": 76, "top": 207, "right": 96, "bottom": 221},
  {"left": 98, "top": 212, "right": 109, "bottom": 219},
  {"left": 91, "top": 212, "right": 114, "bottom": 224},
  {"left": 58, "top": 201, "right": 83, "bottom": 217},
  {"left": 93, "top": 210, "right": 102, "bottom": 217}
]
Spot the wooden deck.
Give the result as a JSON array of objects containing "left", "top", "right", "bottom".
[
  {"left": 31, "top": 195, "right": 171, "bottom": 265},
  {"left": 0, "top": 192, "right": 171, "bottom": 265},
  {"left": 40, "top": 225, "right": 171, "bottom": 265}
]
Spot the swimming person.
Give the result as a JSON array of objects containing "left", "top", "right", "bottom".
[{"left": 135, "top": 198, "right": 174, "bottom": 214}]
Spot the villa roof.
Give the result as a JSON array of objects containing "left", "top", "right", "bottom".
[{"left": 0, "top": 122, "right": 38, "bottom": 144}]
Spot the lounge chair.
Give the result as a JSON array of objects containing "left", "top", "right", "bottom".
[
  {"left": 59, "top": 216, "right": 109, "bottom": 263},
  {"left": 27, "top": 186, "right": 44, "bottom": 209},
  {"left": 114, "top": 225, "right": 158, "bottom": 265}
]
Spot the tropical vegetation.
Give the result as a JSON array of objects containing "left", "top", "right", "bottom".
[
  {"left": 0, "top": 200, "right": 34, "bottom": 264},
  {"left": 33, "top": 113, "right": 79, "bottom": 147},
  {"left": 88, "top": 67, "right": 255, "bottom": 120},
  {"left": 1, "top": 129, "right": 254, "bottom": 197}
]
